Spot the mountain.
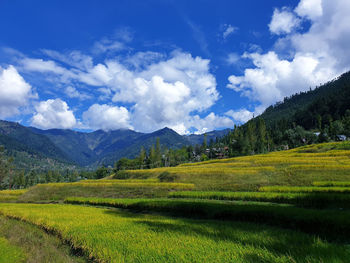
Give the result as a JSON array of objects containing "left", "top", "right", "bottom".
[
  {"left": 259, "top": 71, "right": 350, "bottom": 129},
  {"left": 218, "top": 70, "right": 350, "bottom": 157},
  {"left": 0, "top": 120, "right": 76, "bottom": 172},
  {"left": 0, "top": 120, "right": 230, "bottom": 168},
  {"left": 186, "top": 129, "right": 231, "bottom": 145}
]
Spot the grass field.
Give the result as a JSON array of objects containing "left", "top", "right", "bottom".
[
  {"left": 111, "top": 142, "right": 350, "bottom": 190},
  {"left": 18, "top": 181, "right": 194, "bottom": 202},
  {"left": 0, "top": 189, "right": 27, "bottom": 202},
  {"left": 64, "top": 197, "right": 350, "bottom": 242},
  {"left": 0, "top": 216, "right": 85, "bottom": 263},
  {"left": 1, "top": 203, "right": 349, "bottom": 263},
  {"left": 168, "top": 190, "right": 350, "bottom": 209},
  {"left": 2, "top": 141, "right": 350, "bottom": 262},
  {"left": 0, "top": 236, "right": 26, "bottom": 263}
]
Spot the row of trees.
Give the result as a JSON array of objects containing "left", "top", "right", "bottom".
[
  {"left": 114, "top": 138, "right": 212, "bottom": 171},
  {"left": 0, "top": 146, "right": 113, "bottom": 190}
]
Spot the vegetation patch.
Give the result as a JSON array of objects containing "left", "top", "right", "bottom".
[
  {"left": 65, "top": 197, "right": 350, "bottom": 242},
  {"left": 111, "top": 142, "right": 350, "bottom": 190},
  {"left": 259, "top": 186, "right": 350, "bottom": 193},
  {"left": 0, "top": 236, "right": 26, "bottom": 263},
  {"left": 18, "top": 180, "right": 194, "bottom": 202},
  {"left": 1, "top": 203, "right": 350, "bottom": 263},
  {"left": 0, "top": 189, "right": 27, "bottom": 202},
  {"left": 169, "top": 191, "right": 350, "bottom": 209},
  {"left": 0, "top": 216, "right": 85, "bottom": 263}
]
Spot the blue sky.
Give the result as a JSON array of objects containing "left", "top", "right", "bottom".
[{"left": 0, "top": 0, "right": 349, "bottom": 134}]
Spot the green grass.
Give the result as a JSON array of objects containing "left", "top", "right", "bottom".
[
  {"left": 259, "top": 186, "right": 350, "bottom": 193},
  {"left": 0, "top": 236, "right": 26, "bottom": 263},
  {"left": 313, "top": 181, "right": 350, "bottom": 187},
  {"left": 18, "top": 181, "right": 194, "bottom": 202},
  {"left": 1, "top": 203, "right": 350, "bottom": 263},
  {"left": 65, "top": 197, "right": 350, "bottom": 242},
  {"left": 0, "top": 189, "right": 27, "bottom": 202},
  {"left": 110, "top": 142, "right": 350, "bottom": 191},
  {"left": 168, "top": 190, "right": 350, "bottom": 209},
  {"left": 0, "top": 216, "right": 85, "bottom": 263}
]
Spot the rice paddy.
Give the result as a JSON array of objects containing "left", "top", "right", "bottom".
[
  {"left": 0, "top": 189, "right": 27, "bottom": 202},
  {"left": 2, "top": 141, "right": 350, "bottom": 262},
  {"left": 111, "top": 142, "right": 350, "bottom": 190},
  {"left": 0, "top": 203, "right": 349, "bottom": 263}
]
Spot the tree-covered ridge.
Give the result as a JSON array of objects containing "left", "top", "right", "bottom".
[{"left": 219, "top": 71, "right": 350, "bottom": 157}]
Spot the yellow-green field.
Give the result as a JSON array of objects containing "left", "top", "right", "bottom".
[
  {"left": 2, "top": 141, "right": 350, "bottom": 262},
  {"left": 0, "top": 236, "right": 26, "bottom": 263},
  {"left": 113, "top": 142, "right": 350, "bottom": 190},
  {"left": 0, "top": 189, "right": 27, "bottom": 202},
  {"left": 0, "top": 203, "right": 349, "bottom": 263}
]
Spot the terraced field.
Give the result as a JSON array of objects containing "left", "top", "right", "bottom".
[
  {"left": 1, "top": 142, "right": 350, "bottom": 262},
  {"left": 112, "top": 141, "right": 350, "bottom": 190}
]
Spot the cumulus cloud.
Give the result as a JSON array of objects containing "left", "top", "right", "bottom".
[
  {"left": 188, "top": 113, "right": 233, "bottom": 135},
  {"left": 269, "top": 8, "right": 300, "bottom": 35},
  {"left": 295, "top": 0, "right": 323, "bottom": 20},
  {"left": 69, "top": 51, "right": 221, "bottom": 134},
  {"left": 0, "top": 65, "right": 36, "bottom": 118},
  {"left": 227, "top": 0, "right": 350, "bottom": 118},
  {"left": 31, "top": 99, "right": 77, "bottom": 129},
  {"left": 82, "top": 104, "right": 132, "bottom": 131},
  {"left": 17, "top": 49, "right": 228, "bottom": 133},
  {"left": 225, "top": 109, "right": 254, "bottom": 123}
]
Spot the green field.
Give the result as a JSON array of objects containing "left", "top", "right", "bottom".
[
  {"left": 111, "top": 141, "right": 350, "bottom": 191},
  {"left": 1, "top": 203, "right": 349, "bottom": 263},
  {"left": 1, "top": 141, "right": 350, "bottom": 262},
  {"left": 0, "top": 236, "right": 26, "bottom": 263}
]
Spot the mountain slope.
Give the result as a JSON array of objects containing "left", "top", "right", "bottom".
[
  {"left": 260, "top": 71, "right": 350, "bottom": 129},
  {"left": 0, "top": 121, "right": 71, "bottom": 163}
]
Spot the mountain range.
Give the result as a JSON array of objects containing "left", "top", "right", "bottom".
[{"left": 0, "top": 120, "right": 229, "bottom": 170}]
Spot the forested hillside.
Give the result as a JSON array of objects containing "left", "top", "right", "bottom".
[{"left": 220, "top": 71, "right": 350, "bottom": 157}]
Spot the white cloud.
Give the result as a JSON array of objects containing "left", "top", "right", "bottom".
[
  {"left": 189, "top": 113, "right": 233, "bottom": 135},
  {"left": 269, "top": 8, "right": 301, "bottom": 35},
  {"left": 222, "top": 24, "right": 238, "bottom": 39},
  {"left": 295, "top": 0, "right": 323, "bottom": 20},
  {"left": 17, "top": 49, "right": 228, "bottom": 134},
  {"left": 65, "top": 86, "right": 91, "bottom": 100},
  {"left": 82, "top": 104, "right": 132, "bottom": 131},
  {"left": 21, "top": 58, "right": 68, "bottom": 74},
  {"left": 93, "top": 38, "right": 125, "bottom": 54},
  {"left": 227, "top": 0, "right": 350, "bottom": 114},
  {"left": 31, "top": 99, "right": 77, "bottom": 129},
  {"left": 0, "top": 65, "right": 36, "bottom": 118},
  {"left": 226, "top": 53, "right": 240, "bottom": 65},
  {"left": 225, "top": 109, "right": 254, "bottom": 123},
  {"left": 41, "top": 49, "right": 93, "bottom": 70}
]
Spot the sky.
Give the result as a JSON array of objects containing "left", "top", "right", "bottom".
[{"left": 0, "top": 0, "right": 349, "bottom": 134}]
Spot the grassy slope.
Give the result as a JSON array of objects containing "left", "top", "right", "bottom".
[
  {"left": 18, "top": 181, "right": 194, "bottom": 202},
  {"left": 0, "top": 236, "right": 26, "bottom": 263},
  {"left": 64, "top": 197, "right": 350, "bottom": 242},
  {"left": 0, "top": 216, "right": 85, "bottom": 263},
  {"left": 169, "top": 191, "right": 350, "bottom": 209},
  {"left": 0, "top": 203, "right": 349, "bottom": 263},
  {"left": 113, "top": 142, "right": 350, "bottom": 190}
]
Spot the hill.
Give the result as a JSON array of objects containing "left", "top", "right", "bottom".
[
  {"left": 0, "top": 121, "right": 76, "bottom": 172},
  {"left": 0, "top": 120, "right": 228, "bottom": 169},
  {"left": 260, "top": 70, "right": 350, "bottom": 130}
]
